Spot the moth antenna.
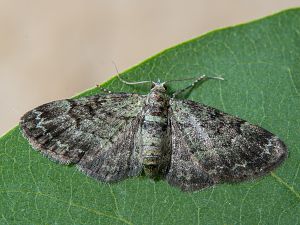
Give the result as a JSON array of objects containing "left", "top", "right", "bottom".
[{"left": 112, "top": 61, "right": 152, "bottom": 85}]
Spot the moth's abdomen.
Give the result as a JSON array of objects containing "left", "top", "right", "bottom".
[
  {"left": 142, "top": 117, "right": 168, "bottom": 162},
  {"left": 141, "top": 85, "right": 169, "bottom": 178}
]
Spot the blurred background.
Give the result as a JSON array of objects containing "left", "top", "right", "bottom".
[{"left": 1, "top": 0, "right": 300, "bottom": 135}]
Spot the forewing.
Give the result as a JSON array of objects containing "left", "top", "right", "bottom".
[
  {"left": 20, "top": 93, "right": 146, "bottom": 181},
  {"left": 167, "top": 99, "right": 287, "bottom": 191}
]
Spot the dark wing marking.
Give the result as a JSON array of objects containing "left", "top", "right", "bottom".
[
  {"left": 167, "top": 99, "right": 287, "bottom": 191},
  {"left": 20, "top": 93, "right": 146, "bottom": 182}
]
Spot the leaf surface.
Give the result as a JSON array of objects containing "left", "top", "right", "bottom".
[{"left": 1, "top": 8, "right": 299, "bottom": 225}]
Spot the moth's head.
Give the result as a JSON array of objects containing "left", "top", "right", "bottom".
[{"left": 151, "top": 81, "right": 167, "bottom": 92}]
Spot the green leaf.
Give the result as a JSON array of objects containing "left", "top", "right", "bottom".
[{"left": 1, "top": 8, "right": 299, "bottom": 225}]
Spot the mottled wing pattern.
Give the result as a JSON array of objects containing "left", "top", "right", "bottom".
[
  {"left": 20, "top": 93, "right": 146, "bottom": 182},
  {"left": 167, "top": 99, "right": 287, "bottom": 191}
]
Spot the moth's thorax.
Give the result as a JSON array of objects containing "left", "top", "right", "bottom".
[{"left": 142, "top": 84, "right": 169, "bottom": 178}]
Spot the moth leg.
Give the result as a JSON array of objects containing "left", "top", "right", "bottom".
[
  {"left": 172, "top": 75, "right": 223, "bottom": 98},
  {"left": 96, "top": 84, "right": 113, "bottom": 94}
]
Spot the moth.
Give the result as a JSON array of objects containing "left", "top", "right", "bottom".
[{"left": 20, "top": 75, "right": 287, "bottom": 191}]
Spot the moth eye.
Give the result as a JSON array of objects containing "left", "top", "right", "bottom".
[{"left": 151, "top": 83, "right": 155, "bottom": 88}]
